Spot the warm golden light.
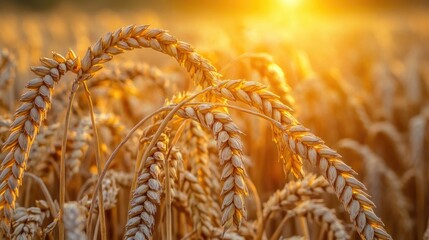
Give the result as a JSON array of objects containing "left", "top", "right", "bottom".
[
  {"left": 280, "top": 0, "right": 301, "bottom": 7},
  {"left": 0, "top": 1, "right": 425, "bottom": 239}
]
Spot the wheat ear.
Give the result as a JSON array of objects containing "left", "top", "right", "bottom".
[
  {"left": 8, "top": 200, "right": 50, "bottom": 240},
  {"left": 90, "top": 62, "right": 173, "bottom": 96},
  {"left": 177, "top": 158, "right": 241, "bottom": 239},
  {"left": 263, "top": 174, "right": 329, "bottom": 220},
  {"left": 248, "top": 53, "right": 294, "bottom": 107},
  {"left": 124, "top": 133, "right": 168, "bottom": 240},
  {"left": 0, "top": 117, "right": 11, "bottom": 145},
  {"left": 28, "top": 123, "right": 60, "bottom": 175},
  {"left": 77, "top": 25, "right": 219, "bottom": 88},
  {"left": 177, "top": 104, "right": 248, "bottom": 230},
  {"left": 286, "top": 200, "right": 349, "bottom": 240},
  {"left": 338, "top": 139, "right": 412, "bottom": 238},
  {"left": 0, "top": 49, "right": 16, "bottom": 112},
  {"left": 63, "top": 201, "right": 87, "bottom": 240},
  {"left": 0, "top": 50, "right": 78, "bottom": 229},
  {"left": 185, "top": 121, "right": 219, "bottom": 197},
  {"left": 211, "top": 80, "right": 391, "bottom": 240},
  {"left": 367, "top": 121, "right": 409, "bottom": 170},
  {"left": 82, "top": 172, "right": 120, "bottom": 211}
]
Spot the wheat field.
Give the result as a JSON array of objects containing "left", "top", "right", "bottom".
[{"left": 0, "top": 2, "right": 428, "bottom": 240}]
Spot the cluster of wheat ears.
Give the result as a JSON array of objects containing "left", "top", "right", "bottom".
[{"left": 0, "top": 22, "right": 427, "bottom": 240}]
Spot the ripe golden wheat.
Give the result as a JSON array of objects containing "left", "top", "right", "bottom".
[{"left": 0, "top": 18, "right": 425, "bottom": 240}]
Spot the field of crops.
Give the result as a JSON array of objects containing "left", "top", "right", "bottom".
[{"left": 0, "top": 3, "right": 428, "bottom": 240}]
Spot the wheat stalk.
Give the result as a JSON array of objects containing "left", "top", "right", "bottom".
[
  {"left": 409, "top": 110, "right": 429, "bottom": 239},
  {"left": 67, "top": 118, "right": 92, "bottom": 179},
  {"left": 424, "top": 217, "right": 429, "bottom": 240},
  {"left": 174, "top": 141, "right": 244, "bottom": 239},
  {"left": 182, "top": 120, "right": 224, "bottom": 230}
]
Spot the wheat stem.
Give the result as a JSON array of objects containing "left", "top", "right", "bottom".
[
  {"left": 82, "top": 82, "right": 107, "bottom": 240},
  {"left": 24, "top": 172, "right": 58, "bottom": 221},
  {"left": 59, "top": 81, "right": 79, "bottom": 240}
]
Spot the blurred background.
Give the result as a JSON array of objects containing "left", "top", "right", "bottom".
[
  {"left": 2, "top": 0, "right": 429, "bottom": 11},
  {"left": 0, "top": 0, "right": 428, "bottom": 239}
]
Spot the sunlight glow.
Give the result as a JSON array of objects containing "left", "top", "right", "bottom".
[{"left": 280, "top": 0, "right": 301, "bottom": 7}]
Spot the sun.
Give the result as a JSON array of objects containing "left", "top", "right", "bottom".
[{"left": 280, "top": 0, "right": 301, "bottom": 7}]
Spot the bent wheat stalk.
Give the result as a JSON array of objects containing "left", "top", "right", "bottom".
[
  {"left": 76, "top": 24, "right": 219, "bottom": 88},
  {"left": 211, "top": 80, "right": 391, "bottom": 240}
]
